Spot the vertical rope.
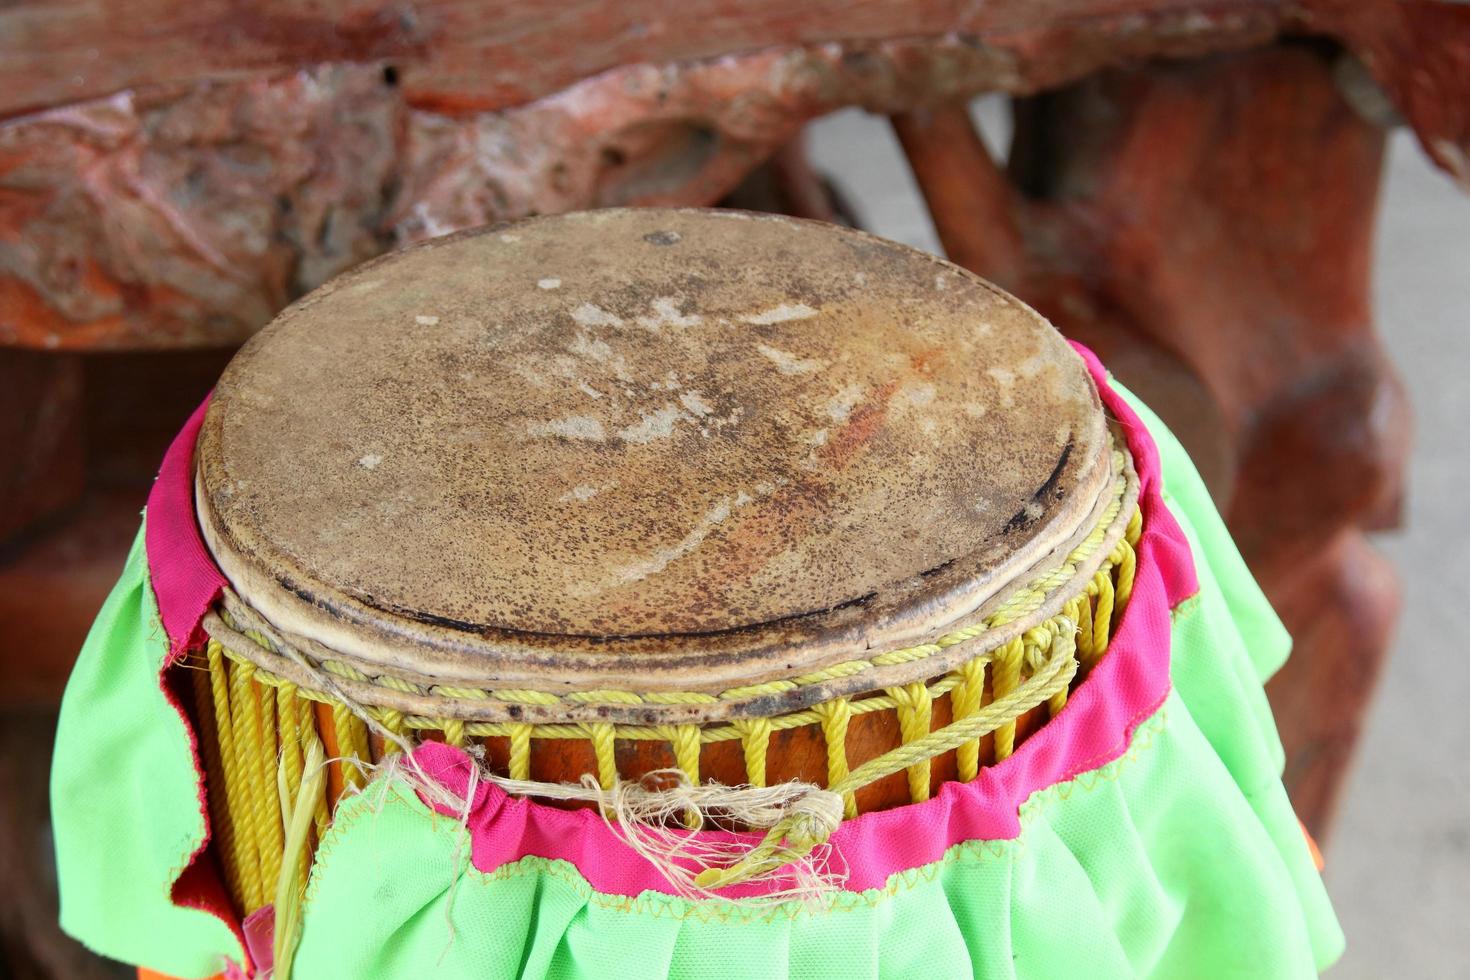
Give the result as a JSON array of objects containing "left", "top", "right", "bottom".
[
  {"left": 1051, "top": 598, "right": 1087, "bottom": 717},
  {"left": 890, "top": 682, "right": 934, "bottom": 803},
  {"left": 206, "top": 643, "right": 264, "bottom": 912},
  {"left": 292, "top": 695, "right": 331, "bottom": 842},
  {"left": 508, "top": 724, "right": 533, "bottom": 781},
  {"left": 331, "top": 702, "right": 369, "bottom": 793},
  {"left": 1076, "top": 586, "right": 1098, "bottom": 671},
  {"left": 222, "top": 655, "right": 268, "bottom": 911},
  {"left": 1125, "top": 508, "right": 1143, "bottom": 547},
  {"left": 232, "top": 660, "right": 283, "bottom": 901},
  {"left": 277, "top": 684, "right": 304, "bottom": 811},
  {"left": 950, "top": 657, "right": 987, "bottom": 782},
  {"left": 991, "top": 636, "right": 1024, "bottom": 761},
  {"left": 1089, "top": 569, "right": 1116, "bottom": 666},
  {"left": 1019, "top": 626, "right": 1068, "bottom": 723},
  {"left": 321, "top": 660, "right": 376, "bottom": 785},
  {"left": 656, "top": 723, "right": 704, "bottom": 829},
  {"left": 186, "top": 498, "right": 1137, "bottom": 881},
  {"left": 813, "top": 698, "right": 856, "bottom": 819},
  {"left": 272, "top": 736, "right": 326, "bottom": 980},
  {"left": 251, "top": 670, "right": 285, "bottom": 893},
  {"left": 189, "top": 657, "right": 245, "bottom": 911},
  {"left": 669, "top": 724, "right": 701, "bottom": 786},
  {"left": 586, "top": 722, "right": 619, "bottom": 790},
  {"left": 1113, "top": 536, "right": 1137, "bottom": 618},
  {"left": 734, "top": 717, "right": 773, "bottom": 787},
  {"left": 275, "top": 683, "right": 312, "bottom": 896},
  {"left": 349, "top": 708, "right": 373, "bottom": 769}
]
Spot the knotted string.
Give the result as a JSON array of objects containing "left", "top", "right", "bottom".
[{"left": 259, "top": 611, "right": 1076, "bottom": 905}]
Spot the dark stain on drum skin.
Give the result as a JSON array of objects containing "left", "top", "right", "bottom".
[
  {"left": 919, "top": 557, "right": 958, "bottom": 578},
  {"left": 1003, "top": 437, "right": 1075, "bottom": 534}
]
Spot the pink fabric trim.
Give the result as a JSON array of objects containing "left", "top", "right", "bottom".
[
  {"left": 146, "top": 396, "right": 227, "bottom": 658},
  {"left": 143, "top": 396, "right": 249, "bottom": 971},
  {"left": 408, "top": 346, "right": 1201, "bottom": 898},
  {"left": 138, "top": 344, "right": 1201, "bottom": 906}
]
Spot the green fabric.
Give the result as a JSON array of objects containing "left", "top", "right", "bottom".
[
  {"left": 1122, "top": 390, "right": 1292, "bottom": 685},
  {"left": 51, "top": 523, "right": 245, "bottom": 978},
  {"left": 45, "top": 392, "right": 1342, "bottom": 979},
  {"left": 291, "top": 398, "right": 1344, "bottom": 979}
]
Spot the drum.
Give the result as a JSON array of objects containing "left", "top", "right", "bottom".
[
  {"left": 186, "top": 208, "right": 1137, "bottom": 915},
  {"left": 52, "top": 208, "right": 1340, "bottom": 980}
]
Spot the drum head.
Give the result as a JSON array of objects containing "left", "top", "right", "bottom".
[{"left": 197, "top": 209, "right": 1109, "bottom": 690}]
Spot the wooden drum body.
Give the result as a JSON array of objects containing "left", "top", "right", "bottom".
[{"left": 186, "top": 209, "right": 1141, "bottom": 918}]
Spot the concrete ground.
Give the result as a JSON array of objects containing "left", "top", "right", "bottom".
[{"left": 809, "top": 104, "right": 1470, "bottom": 979}]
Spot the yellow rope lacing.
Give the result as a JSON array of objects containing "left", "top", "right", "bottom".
[{"left": 189, "top": 493, "right": 1141, "bottom": 916}]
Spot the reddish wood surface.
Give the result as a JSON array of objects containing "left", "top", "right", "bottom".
[
  {"left": 893, "top": 44, "right": 1408, "bottom": 840},
  {"left": 0, "top": 0, "right": 1289, "bottom": 121},
  {"left": 3, "top": 2, "right": 1467, "bottom": 351}
]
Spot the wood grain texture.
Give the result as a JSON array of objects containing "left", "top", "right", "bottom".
[
  {"left": 0, "top": 0, "right": 1287, "bottom": 121},
  {"left": 11, "top": 0, "right": 1469, "bottom": 351}
]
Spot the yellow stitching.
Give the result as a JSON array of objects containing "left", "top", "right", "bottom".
[{"left": 224, "top": 656, "right": 268, "bottom": 911}]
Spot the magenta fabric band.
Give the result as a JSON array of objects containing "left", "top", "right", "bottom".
[
  {"left": 140, "top": 394, "right": 251, "bottom": 966},
  {"left": 408, "top": 347, "right": 1201, "bottom": 898},
  {"left": 145, "top": 395, "right": 227, "bottom": 658},
  {"left": 138, "top": 342, "right": 1200, "bottom": 910}
]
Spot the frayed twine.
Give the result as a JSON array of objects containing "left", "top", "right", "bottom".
[
  {"left": 370, "top": 751, "right": 850, "bottom": 907},
  {"left": 269, "top": 626, "right": 853, "bottom": 906},
  {"left": 266, "top": 609, "right": 1077, "bottom": 912}
]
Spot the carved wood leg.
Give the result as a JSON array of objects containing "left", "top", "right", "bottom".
[
  {"left": 719, "top": 132, "right": 858, "bottom": 227},
  {"left": 893, "top": 44, "right": 1408, "bottom": 843}
]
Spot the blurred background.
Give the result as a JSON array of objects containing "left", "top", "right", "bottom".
[{"left": 2, "top": 4, "right": 1467, "bottom": 977}]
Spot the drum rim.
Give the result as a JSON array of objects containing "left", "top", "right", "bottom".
[
  {"left": 195, "top": 208, "right": 1114, "bottom": 689},
  {"left": 200, "top": 437, "right": 1137, "bottom": 725}
]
